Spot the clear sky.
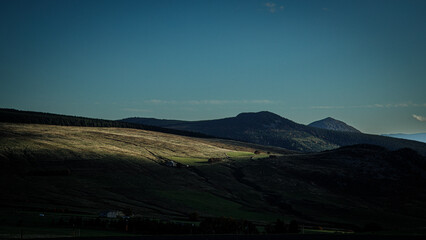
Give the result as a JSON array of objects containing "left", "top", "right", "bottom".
[{"left": 1, "top": 0, "right": 426, "bottom": 134}]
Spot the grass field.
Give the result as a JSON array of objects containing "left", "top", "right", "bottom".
[
  {"left": 226, "top": 151, "right": 255, "bottom": 158},
  {"left": 0, "top": 123, "right": 283, "bottom": 223},
  {"left": 1, "top": 122, "right": 426, "bottom": 236},
  {"left": 168, "top": 156, "right": 208, "bottom": 165},
  {"left": 226, "top": 151, "right": 270, "bottom": 160}
]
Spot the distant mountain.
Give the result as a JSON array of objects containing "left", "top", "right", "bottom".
[
  {"left": 308, "top": 117, "right": 361, "bottom": 133},
  {"left": 122, "top": 111, "right": 426, "bottom": 155},
  {"left": 383, "top": 133, "right": 426, "bottom": 143}
]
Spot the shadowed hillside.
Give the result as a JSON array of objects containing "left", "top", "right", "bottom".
[
  {"left": 122, "top": 111, "right": 426, "bottom": 154},
  {"left": 1, "top": 123, "right": 426, "bottom": 232},
  {"left": 0, "top": 123, "right": 288, "bottom": 220}
]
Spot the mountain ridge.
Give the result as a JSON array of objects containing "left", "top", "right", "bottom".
[
  {"left": 122, "top": 111, "right": 426, "bottom": 155},
  {"left": 308, "top": 117, "right": 361, "bottom": 133},
  {"left": 2, "top": 108, "right": 425, "bottom": 155},
  {"left": 0, "top": 108, "right": 212, "bottom": 138}
]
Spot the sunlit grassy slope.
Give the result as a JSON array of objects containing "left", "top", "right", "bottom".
[
  {"left": 0, "top": 123, "right": 281, "bottom": 221},
  {"left": 0, "top": 123, "right": 245, "bottom": 163},
  {"left": 1, "top": 123, "right": 426, "bottom": 231}
]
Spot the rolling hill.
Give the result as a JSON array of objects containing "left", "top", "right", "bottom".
[
  {"left": 1, "top": 122, "right": 426, "bottom": 233},
  {"left": 308, "top": 117, "right": 361, "bottom": 133},
  {"left": 2, "top": 109, "right": 426, "bottom": 234},
  {"left": 0, "top": 108, "right": 211, "bottom": 138},
  {"left": 0, "top": 122, "right": 289, "bottom": 220},
  {"left": 122, "top": 111, "right": 426, "bottom": 155}
]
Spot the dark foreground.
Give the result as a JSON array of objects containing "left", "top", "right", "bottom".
[{"left": 31, "top": 234, "right": 426, "bottom": 240}]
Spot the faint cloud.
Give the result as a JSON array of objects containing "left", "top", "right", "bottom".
[
  {"left": 413, "top": 103, "right": 426, "bottom": 107},
  {"left": 310, "top": 105, "right": 345, "bottom": 109},
  {"left": 322, "top": 7, "right": 329, "bottom": 11},
  {"left": 394, "top": 103, "right": 409, "bottom": 107},
  {"left": 265, "top": 2, "right": 284, "bottom": 13},
  {"left": 265, "top": 2, "right": 276, "bottom": 12},
  {"left": 310, "top": 102, "right": 426, "bottom": 110},
  {"left": 122, "top": 108, "right": 151, "bottom": 113},
  {"left": 144, "top": 99, "right": 277, "bottom": 105},
  {"left": 144, "top": 99, "right": 178, "bottom": 104},
  {"left": 413, "top": 114, "right": 426, "bottom": 122},
  {"left": 252, "top": 99, "right": 275, "bottom": 104},
  {"left": 372, "top": 104, "right": 384, "bottom": 108},
  {"left": 369, "top": 103, "right": 421, "bottom": 108}
]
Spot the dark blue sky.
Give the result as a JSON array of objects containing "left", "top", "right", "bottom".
[{"left": 1, "top": 0, "right": 426, "bottom": 133}]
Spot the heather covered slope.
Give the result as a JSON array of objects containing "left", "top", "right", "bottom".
[
  {"left": 122, "top": 111, "right": 426, "bottom": 154},
  {"left": 0, "top": 108, "right": 211, "bottom": 138},
  {"left": 0, "top": 123, "right": 287, "bottom": 220},
  {"left": 1, "top": 123, "right": 426, "bottom": 231}
]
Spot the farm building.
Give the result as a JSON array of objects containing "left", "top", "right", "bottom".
[
  {"left": 99, "top": 210, "right": 125, "bottom": 218},
  {"left": 165, "top": 160, "right": 177, "bottom": 167}
]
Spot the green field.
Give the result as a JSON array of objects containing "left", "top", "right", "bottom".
[
  {"left": 169, "top": 156, "right": 208, "bottom": 165},
  {"left": 226, "top": 151, "right": 270, "bottom": 160},
  {"left": 226, "top": 151, "right": 255, "bottom": 158},
  {"left": 1, "top": 122, "right": 426, "bottom": 236},
  {"left": 0, "top": 123, "right": 283, "bottom": 223}
]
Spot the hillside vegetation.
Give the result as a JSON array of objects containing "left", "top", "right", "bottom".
[
  {"left": 1, "top": 122, "right": 426, "bottom": 233},
  {"left": 0, "top": 108, "right": 210, "bottom": 138},
  {"left": 0, "top": 123, "right": 284, "bottom": 220},
  {"left": 123, "top": 111, "right": 426, "bottom": 154}
]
